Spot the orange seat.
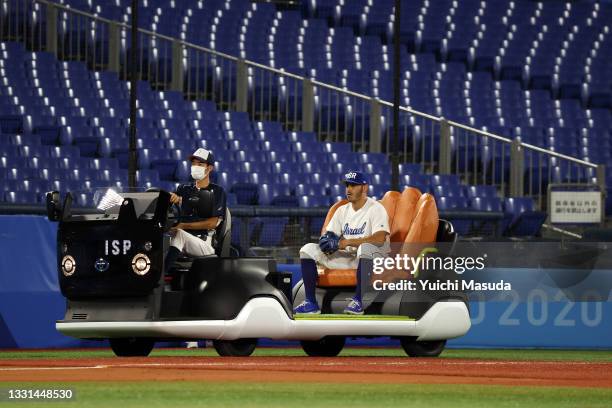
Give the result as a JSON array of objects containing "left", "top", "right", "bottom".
[
  {"left": 316, "top": 188, "right": 440, "bottom": 288},
  {"left": 405, "top": 193, "right": 439, "bottom": 244},
  {"left": 317, "top": 269, "right": 357, "bottom": 287},
  {"left": 389, "top": 187, "right": 421, "bottom": 243}
]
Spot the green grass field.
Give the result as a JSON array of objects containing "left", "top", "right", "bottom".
[
  {"left": 1, "top": 381, "right": 612, "bottom": 408},
  {"left": 1, "top": 347, "right": 612, "bottom": 361},
  {"left": 1, "top": 349, "right": 611, "bottom": 407}
]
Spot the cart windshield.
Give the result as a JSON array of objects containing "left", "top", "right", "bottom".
[{"left": 74, "top": 187, "right": 150, "bottom": 213}]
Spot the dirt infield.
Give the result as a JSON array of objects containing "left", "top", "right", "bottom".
[{"left": 1, "top": 356, "right": 611, "bottom": 388}]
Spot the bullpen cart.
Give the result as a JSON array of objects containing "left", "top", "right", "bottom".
[{"left": 48, "top": 188, "right": 470, "bottom": 357}]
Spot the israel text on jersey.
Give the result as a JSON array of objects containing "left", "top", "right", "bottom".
[{"left": 342, "top": 222, "right": 367, "bottom": 236}]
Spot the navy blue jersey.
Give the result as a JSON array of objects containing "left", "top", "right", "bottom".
[{"left": 175, "top": 182, "right": 227, "bottom": 236}]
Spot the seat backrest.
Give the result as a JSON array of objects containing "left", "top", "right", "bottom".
[
  {"left": 390, "top": 187, "right": 421, "bottom": 243},
  {"left": 320, "top": 199, "right": 348, "bottom": 234},
  {"left": 321, "top": 188, "right": 422, "bottom": 240},
  {"left": 216, "top": 207, "right": 232, "bottom": 257},
  {"left": 380, "top": 191, "right": 400, "bottom": 223},
  {"left": 404, "top": 193, "right": 439, "bottom": 244}
]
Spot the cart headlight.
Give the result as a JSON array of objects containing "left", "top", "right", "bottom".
[
  {"left": 131, "top": 253, "right": 151, "bottom": 276},
  {"left": 61, "top": 255, "right": 76, "bottom": 277}
]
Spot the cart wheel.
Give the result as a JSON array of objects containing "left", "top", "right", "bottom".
[
  {"left": 400, "top": 338, "right": 446, "bottom": 357},
  {"left": 301, "top": 336, "right": 345, "bottom": 357},
  {"left": 109, "top": 338, "right": 155, "bottom": 357},
  {"left": 213, "top": 338, "right": 258, "bottom": 357}
]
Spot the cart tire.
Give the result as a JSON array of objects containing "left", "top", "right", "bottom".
[
  {"left": 301, "top": 336, "right": 345, "bottom": 357},
  {"left": 109, "top": 338, "right": 155, "bottom": 357},
  {"left": 213, "top": 338, "right": 258, "bottom": 357},
  {"left": 400, "top": 338, "right": 446, "bottom": 357}
]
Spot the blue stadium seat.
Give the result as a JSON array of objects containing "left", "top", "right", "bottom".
[
  {"left": 231, "top": 182, "right": 259, "bottom": 205},
  {"left": 433, "top": 184, "right": 465, "bottom": 198},
  {"left": 0, "top": 115, "right": 23, "bottom": 134},
  {"left": 150, "top": 159, "right": 179, "bottom": 181},
  {"left": 136, "top": 169, "right": 160, "bottom": 185},
  {"left": 295, "top": 183, "right": 327, "bottom": 197},
  {"left": 471, "top": 197, "right": 503, "bottom": 212},
  {"left": 271, "top": 195, "right": 299, "bottom": 207},
  {"left": 436, "top": 196, "right": 470, "bottom": 210},
  {"left": 73, "top": 137, "right": 100, "bottom": 158},
  {"left": 402, "top": 174, "right": 430, "bottom": 193},
  {"left": 72, "top": 192, "right": 96, "bottom": 208},
  {"left": 465, "top": 185, "right": 498, "bottom": 199},
  {"left": 255, "top": 217, "right": 289, "bottom": 247},
  {"left": 33, "top": 126, "right": 63, "bottom": 145},
  {"left": 299, "top": 195, "right": 328, "bottom": 208},
  {"left": 4, "top": 191, "right": 40, "bottom": 204},
  {"left": 4, "top": 167, "right": 39, "bottom": 180},
  {"left": 398, "top": 163, "right": 422, "bottom": 175},
  {"left": 430, "top": 174, "right": 460, "bottom": 186}
]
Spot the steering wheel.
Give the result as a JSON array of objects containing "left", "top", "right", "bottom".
[
  {"left": 146, "top": 187, "right": 181, "bottom": 231},
  {"left": 167, "top": 203, "right": 181, "bottom": 229}
]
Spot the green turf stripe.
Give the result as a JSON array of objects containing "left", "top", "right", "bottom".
[
  {"left": 294, "top": 314, "right": 414, "bottom": 320},
  {"left": 2, "top": 381, "right": 612, "bottom": 408}
]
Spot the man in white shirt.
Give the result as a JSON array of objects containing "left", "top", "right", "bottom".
[{"left": 294, "top": 171, "right": 390, "bottom": 315}]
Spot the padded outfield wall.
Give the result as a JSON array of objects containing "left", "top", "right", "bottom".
[{"left": 0, "top": 215, "right": 610, "bottom": 349}]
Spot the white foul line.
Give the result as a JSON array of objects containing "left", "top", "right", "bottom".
[
  {"left": 0, "top": 360, "right": 607, "bottom": 372},
  {"left": 0, "top": 365, "right": 109, "bottom": 371}
]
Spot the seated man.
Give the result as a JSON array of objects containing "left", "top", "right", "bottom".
[
  {"left": 293, "top": 171, "right": 390, "bottom": 315},
  {"left": 164, "top": 148, "right": 227, "bottom": 274}
]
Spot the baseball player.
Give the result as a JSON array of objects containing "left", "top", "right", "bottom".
[
  {"left": 164, "top": 148, "right": 227, "bottom": 275},
  {"left": 294, "top": 171, "right": 390, "bottom": 315}
]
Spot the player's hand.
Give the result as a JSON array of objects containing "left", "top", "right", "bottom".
[
  {"left": 338, "top": 238, "right": 349, "bottom": 250},
  {"left": 169, "top": 193, "right": 182, "bottom": 204}
]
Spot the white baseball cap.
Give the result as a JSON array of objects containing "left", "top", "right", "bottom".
[{"left": 188, "top": 148, "right": 215, "bottom": 164}]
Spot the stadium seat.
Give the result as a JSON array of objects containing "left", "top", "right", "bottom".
[
  {"left": 253, "top": 217, "right": 289, "bottom": 247},
  {"left": 4, "top": 191, "right": 40, "bottom": 204},
  {"left": 258, "top": 183, "right": 292, "bottom": 206},
  {"left": 271, "top": 195, "right": 299, "bottom": 207},
  {"left": 230, "top": 182, "right": 259, "bottom": 205},
  {"left": 471, "top": 197, "right": 503, "bottom": 212}
]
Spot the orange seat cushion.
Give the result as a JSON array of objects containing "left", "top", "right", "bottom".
[
  {"left": 380, "top": 191, "right": 400, "bottom": 223},
  {"left": 318, "top": 267, "right": 412, "bottom": 287},
  {"left": 390, "top": 187, "right": 421, "bottom": 243},
  {"left": 317, "top": 268, "right": 357, "bottom": 287},
  {"left": 320, "top": 199, "right": 348, "bottom": 235},
  {"left": 405, "top": 193, "right": 439, "bottom": 244}
]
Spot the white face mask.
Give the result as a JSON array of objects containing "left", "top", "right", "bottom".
[{"left": 191, "top": 165, "right": 207, "bottom": 181}]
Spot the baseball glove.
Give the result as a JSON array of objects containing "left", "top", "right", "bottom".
[{"left": 319, "top": 231, "right": 341, "bottom": 255}]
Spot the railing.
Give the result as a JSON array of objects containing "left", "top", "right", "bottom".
[
  {"left": 0, "top": 0, "right": 605, "bottom": 210},
  {"left": 446, "top": 119, "right": 604, "bottom": 209}
]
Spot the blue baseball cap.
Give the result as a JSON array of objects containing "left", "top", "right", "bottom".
[{"left": 342, "top": 171, "right": 368, "bottom": 185}]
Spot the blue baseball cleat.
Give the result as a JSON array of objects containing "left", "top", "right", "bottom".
[
  {"left": 343, "top": 297, "right": 364, "bottom": 315},
  {"left": 293, "top": 300, "right": 321, "bottom": 314}
]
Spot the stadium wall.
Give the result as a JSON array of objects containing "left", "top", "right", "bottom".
[{"left": 0, "top": 215, "right": 610, "bottom": 349}]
